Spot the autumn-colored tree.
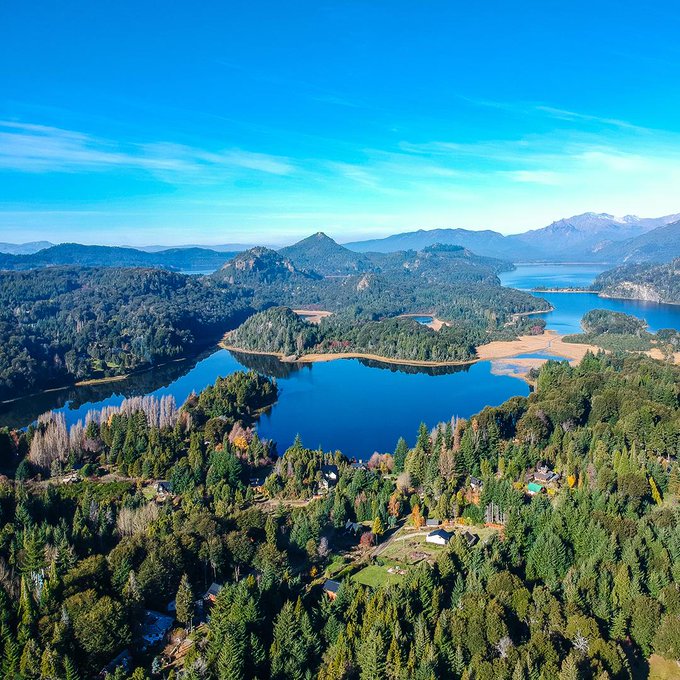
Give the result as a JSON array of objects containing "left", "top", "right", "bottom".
[{"left": 411, "top": 504, "right": 424, "bottom": 529}]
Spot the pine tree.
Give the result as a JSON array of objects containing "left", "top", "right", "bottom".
[
  {"left": 175, "top": 574, "right": 195, "bottom": 629},
  {"left": 393, "top": 438, "right": 408, "bottom": 473},
  {"left": 63, "top": 656, "right": 80, "bottom": 680}
]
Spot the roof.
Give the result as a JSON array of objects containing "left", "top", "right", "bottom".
[
  {"left": 323, "top": 579, "right": 341, "bottom": 594},
  {"left": 527, "top": 482, "right": 545, "bottom": 493},
  {"left": 426, "top": 518, "right": 440, "bottom": 526},
  {"left": 427, "top": 529, "right": 452, "bottom": 541},
  {"left": 321, "top": 464, "right": 339, "bottom": 477},
  {"left": 204, "top": 582, "right": 223, "bottom": 599},
  {"left": 470, "top": 476, "right": 483, "bottom": 487},
  {"left": 140, "top": 610, "right": 173, "bottom": 646},
  {"left": 462, "top": 531, "right": 479, "bottom": 547}
]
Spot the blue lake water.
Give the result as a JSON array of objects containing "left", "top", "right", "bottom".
[
  {"left": 2, "top": 264, "right": 679, "bottom": 455},
  {"left": 501, "top": 265, "right": 680, "bottom": 335}
]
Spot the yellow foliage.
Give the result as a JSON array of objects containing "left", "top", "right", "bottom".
[
  {"left": 233, "top": 435, "right": 249, "bottom": 451},
  {"left": 567, "top": 474, "right": 576, "bottom": 488}
]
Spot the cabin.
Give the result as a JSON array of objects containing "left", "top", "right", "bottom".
[
  {"left": 345, "top": 520, "right": 363, "bottom": 535},
  {"left": 99, "top": 649, "right": 132, "bottom": 678},
  {"left": 527, "top": 482, "right": 545, "bottom": 495},
  {"left": 470, "top": 477, "right": 483, "bottom": 491},
  {"left": 321, "top": 464, "right": 339, "bottom": 484},
  {"left": 461, "top": 530, "right": 479, "bottom": 547},
  {"left": 350, "top": 460, "right": 367, "bottom": 470},
  {"left": 155, "top": 480, "right": 172, "bottom": 495},
  {"left": 425, "top": 518, "right": 440, "bottom": 527},
  {"left": 426, "top": 529, "right": 452, "bottom": 546},
  {"left": 140, "top": 610, "right": 174, "bottom": 651},
  {"left": 203, "top": 582, "right": 223, "bottom": 605},
  {"left": 323, "top": 579, "right": 341, "bottom": 599}
]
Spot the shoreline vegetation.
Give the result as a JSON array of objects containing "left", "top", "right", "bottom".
[{"left": 221, "top": 329, "right": 600, "bottom": 374}]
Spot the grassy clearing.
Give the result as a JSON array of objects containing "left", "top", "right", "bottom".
[
  {"left": 352, "top": 565, "right": 403, "bottom": 588},
  {"left": 648, "top": 655, "right": 680, "bottom": 680},
  {"left": 379, "top": 533, "right": 443, "bottom": 564}
]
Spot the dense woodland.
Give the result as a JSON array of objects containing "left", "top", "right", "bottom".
[
  {"left": 593, "top": 259, "right": 680, "bottom": 305},
  {"left": 0, "top": 352, "right": 677, "bottom": 678},
  {"left": 564, "top": 309, "right": 680, "bottom": 356},
  {"left": 0, "top": 268, "right": 253, "bottom": 401},
  {"left": 0, "top": 237, "right": 548, "bottom": 401},
  {"left": 229, "top": 307, "right": 545, "bottom": 363}
]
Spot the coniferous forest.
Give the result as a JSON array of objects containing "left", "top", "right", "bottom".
[{"left": 0, "top": 352, "right": 679, "bottom": 678}]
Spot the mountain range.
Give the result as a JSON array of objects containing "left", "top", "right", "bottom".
[
  {"left": 345, "top": 212, "right": 680, "bottom": 263},
  {"left": 1, "top": 211, "right": 679, "bottom": 267}
]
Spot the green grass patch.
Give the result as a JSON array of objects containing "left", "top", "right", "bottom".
[{"left": 352, "top": 564, "right": 403, "bottom": 588}]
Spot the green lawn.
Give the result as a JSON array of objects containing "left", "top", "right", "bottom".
[{"left": 352, "top": 564, "right": 403, "bottom": 588}]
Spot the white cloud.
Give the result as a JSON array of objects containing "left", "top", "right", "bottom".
[{"left": 0, "top": 120, "right": 295, "bottom": 181}]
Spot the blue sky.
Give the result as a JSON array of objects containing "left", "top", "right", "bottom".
[{"left": 1, "top": 1, "right": 680, "bottom": 246}]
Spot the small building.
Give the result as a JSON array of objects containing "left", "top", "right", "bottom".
[
  {"left": 203, "top": 582, "right": 223, "bottom": 605},
  {"left": 350, "top": 460, "right": 367, "bottom": 470},
  {"left": 345, "top": 520, "right": 363, "bottom": 535},
  {"left": 323, "top": 579, "right": 341, "bottom": 599},
  {"left": 527, "top": 482, "right": 545, "bottom": 495},
  {"left": 470, "top": 477, "right": 483, "bottom": 490},
  {"left": 426, "top": 529, "right": 452, "bottom": 546},
  {"left": 321, "top": 464, "right": 339, "bottom": 485},
  {"left": 99, "top": 649, "right": 132, "bottom": 678},
  {"left": 155, "top": 480, "right": 172, "bottom": 495},
  {"left": 461, "top": 530, "right": 479, "bottom": 547},
  {"left": 140, "top": 610, "right": 173, "bottom": 651},
  {"left": 425, "top": 518, "right": 440, "bottom": 527}
]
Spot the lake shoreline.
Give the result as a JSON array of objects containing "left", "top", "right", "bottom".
[{"left": 222, "top": 329, "right": 598, "bottom": 371}]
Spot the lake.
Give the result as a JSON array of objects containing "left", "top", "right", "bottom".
[
  {"left": 2, "top": 264, "right": 679, "bottom": 456},
  {"left": 500, "top": 265, "right": 680, "bottom": 334}
]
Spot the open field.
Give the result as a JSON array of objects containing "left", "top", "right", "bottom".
[
  {"left": 292, "top": 309, "right": 333, "bottom": 324},
  {"left": 648, "top": 655, "right": 680, "bottom": 680},
  {"left": 352, "top": 564, "right": 404, "bottom": 587}
]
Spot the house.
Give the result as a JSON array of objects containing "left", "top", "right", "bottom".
[
  {"left": 99, "top": 649, "right": 132, "bottom": 678},
  {"left": 461, "top": 530, "right": 479, "bottom": 547},
  {"left": 527, "top": 482, "right": 545, "bottom": 495},
  {"left": 426, "top": 529, "right": 452, "bottom": 546},
  {"left": 321, "top": 464, "right": 339, "bottom": 485},
  {"left": 323, "top": 579, "right": 341, "bottom": 599},
  {"left": 470, "top": 477, "right": 483, "bottom": 490},
  {"left": 350, "top": 460, "right": 367, "bottom": 470},
  {"left": 155, "top": 480, "right": 172, "bottom": 495},
  {"left": 203, "top": 582, "right": 223, "bottom": 605},
  {"left": 140, "top": 610, "right": 173, "bottom": 651},
  {"left": 345, "top": 520, "right": 363, "bottom": 535},
  {"left": 425, "top": 518, "right": 440, "bottom": 527}
]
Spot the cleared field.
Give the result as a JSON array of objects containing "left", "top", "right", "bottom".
[
  {"left": 352, "top": 564, "right": 404, "bottom": 588},
  {"left": 648, "top": 655, "right": 680, "bottom": 680}
]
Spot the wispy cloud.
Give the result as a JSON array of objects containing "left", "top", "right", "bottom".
[{"left": 0, "top": 120, "right": 295, "bottom": 181}]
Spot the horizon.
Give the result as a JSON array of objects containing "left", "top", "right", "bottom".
[
  {"left": 2, "top": 1, "right": 680, "bottom": 244},
  {"left": 1, "top": 208, "right": 680, "bottom": 251}
]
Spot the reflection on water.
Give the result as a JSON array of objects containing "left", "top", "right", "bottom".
[{"left": 3, "top": 264, "right": 680, "bottom": 454}]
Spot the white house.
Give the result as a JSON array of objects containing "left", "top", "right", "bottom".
[{"left": 426, "top": 529, "right": 452, "bottom": 546}]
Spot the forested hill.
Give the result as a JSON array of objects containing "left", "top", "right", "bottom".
[
  {"left": 0, "top": 243, "right": 236, "bottom": 271},
  {"left": 593, "top": 259, "right": 680, "bottom": 304},
  {"left": 279, "top": 231, "right": 376, "bottom": 276},
  {"left": 0, "top": 237, "right": 549, "bottom": 401},
  {"left": 0, "top": 267, "right": 252, "bottom": 401},
  {"left": 1, "top": 353, "right": 680, "bottom": 677}
]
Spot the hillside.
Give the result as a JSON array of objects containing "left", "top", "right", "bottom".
[
  {"left": 279, "top": 232, "right": 375, "bottom": 276},
  {"left": 595, "top": 220, "right": 680, "bottom": 264},
  {"left": 593, "top": 259, "right": 680, "bottom": 304},
  {"left": 0, "top": 243, "right": 236, "bottom": 272},
  {"left": 0, "top": 240, "right": 54, "bottom": 254},
  {"left": 346, "top": 227, "right": 537, "bottom": 261},
  {"left": 217, "top": 246, "right": 321, "bottom": 285}
]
